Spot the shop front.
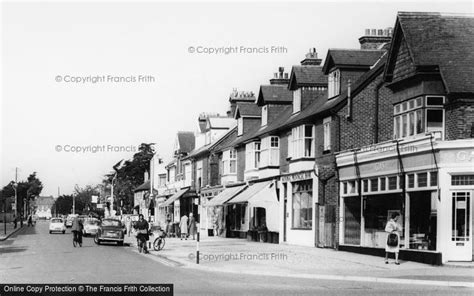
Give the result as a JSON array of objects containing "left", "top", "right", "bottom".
[
  {"left": 337, "top": 136, "right": 474, "bottom": 264},
  {"left": 279, "top": 170, "right": 318, "bottom": 247}
]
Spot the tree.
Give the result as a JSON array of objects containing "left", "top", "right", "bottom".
[
  {"left": 0, "top": 172, "right": 43, "bottom": 217},
  {"left": 104, "top": 143, "right": 155, "bottom": 214}
]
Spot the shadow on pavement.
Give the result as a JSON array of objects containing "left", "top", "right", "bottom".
[{"left": 0, "top": 246, "right": 28, "bottom": 254}]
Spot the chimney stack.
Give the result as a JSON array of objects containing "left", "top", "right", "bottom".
[
  {"left": 301, "top": 48, "right": 322, "bottom": 66},
  {"left": 359, "top": 27, "right": 392, "bottom": 50},
  {"left": 269, "top": 67, "right": 290, "bottom": 85}
]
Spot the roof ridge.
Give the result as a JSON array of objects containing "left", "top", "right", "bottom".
[{"left": 398, "top": 11, "right": 474, "bottom": 18}]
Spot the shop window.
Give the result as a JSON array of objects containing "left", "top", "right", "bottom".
[
  {"left": 417, "top": 172, "right": 428, "bottom": 187},
  {"left": 363, "top": 180, "right": 369, "bottom": 193},
  {"left": 430, "top": 172, "right": 438, "bottom": 187},
  {"left": 408, "top": 174, "right": 415, "bottom": 188},
  {"left": 344, "top": 196, "right": 361, "bottom": 245},
  {"left": 343, "top": 182, "right": 348, "bottom": 195},
  {"left": 370, "top": 178, "right": 378, "bottom": 192},
  {"left": 452, "top": 192, "right": 470, "bottom": 241},
  {"left": 388, "top": 176, "right": 397, "bottom": 190},
  {"left": 364, "top": 194, "right": 403, "bottom": 248},
  {"left": 409, "top": 191, "right": 436, "bottom": 250},
  {"left": 380, "top": 177, "right": 386, "bottom": 191},
  {"left": 452, "top": 175, "right": 474, "bottom": 186},
  {"left": 292, "top": 180, "right": 313, "bottom": 229}
]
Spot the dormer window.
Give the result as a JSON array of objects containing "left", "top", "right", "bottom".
[
  {"left": 328, "top": 70, "right": 340, "bottom": 98},
  {"left": 293, "top": 88, "right": 301, "bottom": 113},
  {"left": 262, "top": 105, "right": 268, "bottom": 126},
  {"left": 237, "top": 117, "right": 243, "bottom": 136}
]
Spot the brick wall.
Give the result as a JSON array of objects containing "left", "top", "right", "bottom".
[
  {"left": 338, "top": 72, "right": 394, "bottom": 151},
  {"left": 237, "top": 146, "right": 245, "bottom": 182},
  {"left": 302, "top": 89, "right": 326, "bottom": 110},
  {"left": 445, "top": 99, "right": 474, "bottom": 140}
]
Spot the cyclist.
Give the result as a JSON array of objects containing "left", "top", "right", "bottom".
[
  {"left": 72, "top": 216, "right": 83, "bottom": 247},
  {"left": 134, "top": 214, "right": 149, "bottom": 254}
]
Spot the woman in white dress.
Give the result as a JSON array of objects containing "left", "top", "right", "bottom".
[{"left": 385, "top": 212, "right": 402, "bottom": 265}]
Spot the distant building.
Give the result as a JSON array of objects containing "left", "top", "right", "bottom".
[{"left": 35, "top": 196, "right": 55, "bottom": 219}]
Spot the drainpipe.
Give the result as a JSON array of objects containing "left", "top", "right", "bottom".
[{"left": 373, "top": 79, "right": 384, "bottom": 144}]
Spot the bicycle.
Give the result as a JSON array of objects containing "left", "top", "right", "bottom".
[{"left": 152, "top": 229, "right": 167, "bottom": 251}]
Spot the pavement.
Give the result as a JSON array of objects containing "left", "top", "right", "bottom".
[
  {"left": 124, "top": 232, "right": 474, "bottom": 288},
  {"left": 0, "top": 221, "right": 25, "bottom": 241}
]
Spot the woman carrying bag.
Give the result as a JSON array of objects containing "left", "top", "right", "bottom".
[{"left": 385, "top": 212, "right": 402, "bottom": 265}]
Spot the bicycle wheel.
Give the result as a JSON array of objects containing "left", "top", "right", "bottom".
[{"left": 153, "top": 237, "right": 165, "bottom": 251}]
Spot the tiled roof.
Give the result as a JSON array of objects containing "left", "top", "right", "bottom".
[
  {"left": 256, "top": 85, "right": 293, "bottom": 106},
  {"left": 134, "top": 180, "right": 150, "bottom": 192},
  {"left": 390, "top": 12, "right": 474, "bottom": 93},
  {"left": 288, "top": 66, "right": 327, "bottom": 90},
  {"left": 212, "top": 127, "right": 238, "bottom": 152},
  {"left": 235, "top": 102, "right": 261, "bottom": 118},
  {"left": 177, "top": 131, "right": 195, "bottom": 153},
  {"left": 253, "top": 105, "right": 292, "bottom": 138},
  {"left": 322, "top": 49, "right": 385, "bottom": 74}
]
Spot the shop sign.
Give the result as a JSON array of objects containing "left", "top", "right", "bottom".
[
  {"left": 456, "top": 151, "right": 474, "bottom": 162},
  {"left": 281, "top": 170, "right": 313, "bottom": 183}
]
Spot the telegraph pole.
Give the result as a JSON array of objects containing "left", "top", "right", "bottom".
[{"left": 14, "top": 168, "right": 18, "bottom": 218}]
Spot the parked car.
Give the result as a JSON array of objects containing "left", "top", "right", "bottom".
[
  {"left": 49, "top": 218, "right": 66, "bottom": 234},
  {"left": 65, "top": 214, "right": 78, "bottom": 228},
  {"left": 94, "top": 219, "right": 125, "bottom": 246},
  {"left": 82, "top": 219, "right": 100, "bottom": 237}
]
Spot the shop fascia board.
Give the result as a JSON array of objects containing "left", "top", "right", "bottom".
[{"left": 336, "top": 135, "right": 437, "bottom": 167}]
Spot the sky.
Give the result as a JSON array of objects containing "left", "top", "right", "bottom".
[{"left": 1, "top": 1, "right": 472, "bottom": 197}]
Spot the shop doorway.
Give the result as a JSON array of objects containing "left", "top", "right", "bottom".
[
  {"left": 449, "top": 191, "right": 472, "bottom": 261},
  {"left": 343, "top": 196, "right": 361, "bottom": 245}
]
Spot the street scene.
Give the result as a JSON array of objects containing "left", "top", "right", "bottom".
[{"left": 1, "top": 1, "right": 474, "bottom": 295}]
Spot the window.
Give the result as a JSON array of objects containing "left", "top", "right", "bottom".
[
  {"left": 292, "top": 180, "right": 312, "bottom": 229},
  {"left": 430, "top": 172, "right": 438, "bottom": 187},
  {"left": 408, "top": 174, "right": 415, "bottom": 188},
  {"left": 291, "top": 125, "right": 314, "bottom": 159},
  {"left": 260, "top": 136, "right": 280, "bottom": 167},
  {"left": 452, "top": 192, "right": 470, "bottom": 241},
  {"left": 418, "top": 172, "right": 428, "bottom": 187},
  {"left": 323, "top": 117, "right": 331, "bottom": 151},
  {"left": 245, "top": 141, "right": 261, "bottom": 171},
  {"left": 380, "top": 177, "right": 386, "bottom": 191},
  {"left": 237, "top": 118, "right": 243, "bottom": 136},
  {"left": 452, "top": 175, "right": 474, "bottom": 186},
  {"left": 393, "top": 96, "right": 445, "bottom": 140},
  {"left": 388, "top": 176, "right": 397, "bottom": 190},
  {"left": 262, "top": 105, "right": 268, "bottom": 126},
  {"left": 223, "top": 149, "right": 237, "bottom": 175},
  {"left": 370, "top": 178, "right": 378, "bottom": 192},
  {"left": 328, "top": 70, "right": 340, "bottom": 98},
  {"left": 363, "top": 180, "right": 369, "bottom": 193},
  {"left": 293, "top": 89, "right": 301, "bottom": 113}
]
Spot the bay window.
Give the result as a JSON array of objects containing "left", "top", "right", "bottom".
[
  {"left": 393, "top": 96, "right": 445, "bottom": 140},
  {"left": 245, "top": 141, "right": 261, "bottom": 171},
  {"left": 223, "top": 149, "right": 237, "bottom": 175},
  {"left": 260, "top": 136, "right": 280, "bottom": 167},
  {"left": 291, "top": 125, "right": 315, "bottom": 159}
]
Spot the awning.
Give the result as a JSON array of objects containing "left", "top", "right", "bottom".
[
  {"left": 159, "top": 188, "right": 189, "bottom": 207},
  {"left": 248, "top": 182, "right": 279, "bottom": 232},
  {"left": 206, "top": 185, "right": 247, "bottom": 207},
  {"left": 226, "top": 181, "right": 271, "bottom": 204}
]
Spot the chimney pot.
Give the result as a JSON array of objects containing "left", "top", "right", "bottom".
[
  {"left": 278, "top": 67, "right": 284, "bottom": 73},
  {"left": 378, "top": 29, "right": 383, "bottom": 36},
  {"left": 371, "top": 29, "right": 376, "bottom": 35},
  {"left": 284, "top": 73, "right": 288, "bottom": 79},
  {"left": 365, "top": 29, "right": 370, "bottom": 36},
  {"left": 274, "top": 73, "right": 278, "bottom": 78}
]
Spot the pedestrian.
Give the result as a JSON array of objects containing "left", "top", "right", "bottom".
[
  {"left": 12, "top": 216, "right": 18, "bottom": 229},
  {"left": 134, "top": 214, "right": 150, "bottom": 254},
  {"left": 385, "top": 212, "right": 402, "bottom": 265},
  {"left": 72, "top": 216, "right": 83, "bottom": 247},
  {"left": 188, "top": 213, "right": 196, "bottom": 240},
  {"left": 27, "top": 215, "right": 33, "bottom": 227},
  {"left": 179, "top": 214, "right": 188, "bottom": 240}
]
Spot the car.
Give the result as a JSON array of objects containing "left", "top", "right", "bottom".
[
  {"left": 82, "top": 219, "right": 100, "bottom": 237},
  {"left": 49, "top": 218, "right": 66, "bottom": 234},
  {"left": 65, "top": 214, "right": 78, "bottom": 227},
  {"left": 94, "top": 219, "right": 125, "bottom": 246}
]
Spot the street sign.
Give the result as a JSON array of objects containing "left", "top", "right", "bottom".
[{"left": 91, "top": 195, "right": 98, "bottom": 203}]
